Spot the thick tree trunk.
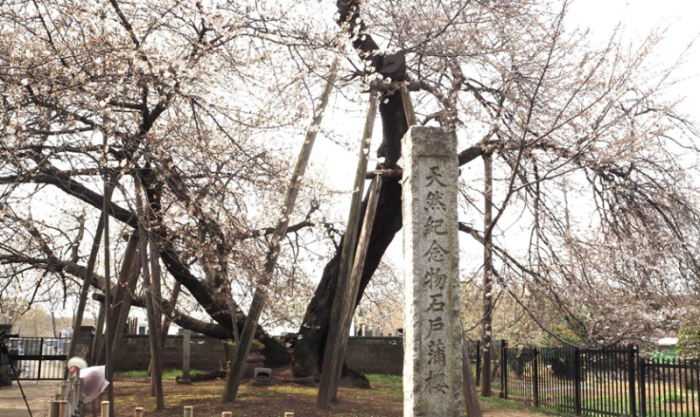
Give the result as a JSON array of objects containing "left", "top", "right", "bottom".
[{"left": 293, "top": 90, "right": 407, "bottom": 379}]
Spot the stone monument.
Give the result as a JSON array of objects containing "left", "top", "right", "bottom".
[
  {"left": 178, "top": 329, "right": 192, "bottom": 384},
  {"left": 402, "top": 126, "right": 462, "bottom": 416}
]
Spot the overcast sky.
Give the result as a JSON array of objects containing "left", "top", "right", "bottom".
[{"left": 568, "top": 0, "right": 699, "bottom": 115}]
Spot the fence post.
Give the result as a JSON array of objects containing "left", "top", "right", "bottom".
[
  {"left": 533, "top": 348, "right": 539, "bottom": 407},
  {"left": 476, "top": 340, "right": 481, "bottom": 386},
  {"left": 628, "top": 345, "right": 637, "bottom": 417},
  {"left": 58, "top": 400, "right": 69, "bottom": 417},
  {"left": 639, "top": 357, "right": 646, "bottom": 417},
  {"left": 501, "top": 339, "right": 508, "bottom": 399},
  {"left": 48, "top": 400, "right": 60, "bottom": 417},
  {"left": 37, "top": 338, "right": 44, "bottom": 379},
  {"left": 101, "top": 401, "right": 110, "bottom": 417},
  {"left": 574, "top": 348, "right": 582, "bottom": 416}
]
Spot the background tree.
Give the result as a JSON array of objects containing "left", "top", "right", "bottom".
[{"left": 0, "top": 0, "right": 343, "bottom": 370}]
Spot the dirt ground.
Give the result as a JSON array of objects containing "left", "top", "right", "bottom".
[
  {"left": 0, "top": 380, "right": 61, "bottom": 417},
  {"left": 101, "top": 367, "right": 550, "bottom": 417}
]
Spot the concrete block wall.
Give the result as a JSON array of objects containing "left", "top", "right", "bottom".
[
  {"left": 113, "top": 335, "right": 227, "bottom": 371},
  {"left": 100, "top": 334, "right": 405, "bottom": 375},
  {"left": 344, "top": 337, "right": 403, "bottom": 375}
]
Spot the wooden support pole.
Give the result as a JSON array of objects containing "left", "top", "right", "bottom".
[
  {"left": 400, "top": 86, "right": 417, "bottom": 126},
  {"left": 222, "top": 58, "right": 339, "bottom": 403},
  {"left": 108, "top": 234, "right": 140, "bottom": 380},
  {"left": 91, "top": 300, "right": 105, "bottom": 365},
  {"left": 316, "top": 172, "right": 382, "bottom": 409},
  {"left": 64, "top": 179, "right": 115, "bottom": 379},
  {"left": 222, "top": 413, "right": 232, "bottom": 417},
  {"left": 316, "top": 73, "right": 413, "bottom": 411},
  {"left": 135, "top": 182, "right": 165, "bottom": 411},
  {"left": 134, "top": 407, "right": 144, "bottom": 417},
  {"left": 183, "top": 405, "right": 193, "bottom": 417},
  {"left": 102, "top": 145, "right": 115, "bottom": 417}
]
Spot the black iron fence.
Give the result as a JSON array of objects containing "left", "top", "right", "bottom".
[
  {"left": 468, "top": 340, "right": 700, "bottom": 417},
  {"left": 6, "top": 337, "right": 68, "bottom": 380}
]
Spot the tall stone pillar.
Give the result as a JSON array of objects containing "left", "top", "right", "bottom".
[
  {"left": 402, "top": 126, "right": 462, "bottom": 417},
  {"left": 181, "top": 330, "right": 191, "bottom": 384}
]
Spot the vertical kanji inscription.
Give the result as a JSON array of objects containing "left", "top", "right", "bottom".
[{"left": 402, "top": 126, "right": 462, "bottom": 417}]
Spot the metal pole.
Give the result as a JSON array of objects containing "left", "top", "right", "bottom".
[
  {"left": 639, "top": 357, "right": 646, "bottom": 417},
  {"left": 574, "top": 348, "right": 582, "bottom": 416},
  {"left": 533, "top": 347, "right": 539, "bottom": 407},
  {"left": 501, "top": 340, "right": 508, "bottom": 399},
  {"left": 37, "top": 338, "right": 43, "bottom": 379},
  {"left": 629, "top": 345, "right": 637, "bottom": 417}
]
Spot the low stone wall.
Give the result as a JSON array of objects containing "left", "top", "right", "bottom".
[
  {"left": 345, "top": 337, "right": 403, "bottom": 375},
  {"left": 114, "top": 335, "right": 227, "bottom": 372},
  {"left": 110, "top": 334, "right": 404, "bottom": 375}
]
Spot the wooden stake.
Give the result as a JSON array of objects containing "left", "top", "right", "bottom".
[
  {"left": 316, "top": 172, "right": 382, "bottom": 409},
  {"left": 183, "top": 405, "right": 193, "bottom": 417},
  {"left": 222, "top": 413, "right": 232, "bottom": 417},
  {"left": 284, "top": 413, "right": 294, "bottom": 417},
  {"left": 134, "top": 407, "right": 144, "bottom": 417},
  {"left": 100, "top": 401, "right": 110, "bottom": 417},
  {"left": 222, "top": 58, "right": 339, "bottom": 403}
]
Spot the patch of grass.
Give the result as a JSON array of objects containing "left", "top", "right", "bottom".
[
  {"left": 480, "top": 396, "right": 531, "bottom": 411},
  {"left": 366, "top": 374, "right": 402, "bottom": 388},
  {"left": 366, "top": 374, "right": 403, "bottom": 401},
  {"left": 115, "top": 368, "right": 206, "bottom": 379}
]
